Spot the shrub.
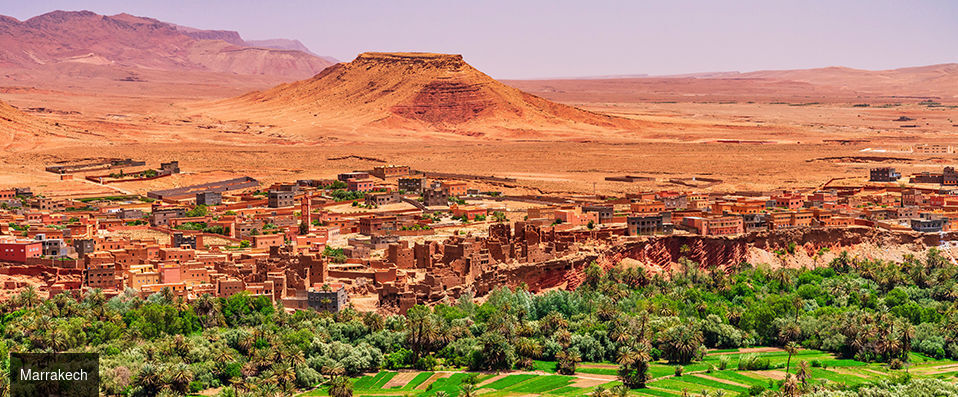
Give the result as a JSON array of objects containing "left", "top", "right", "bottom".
[
  {"left": 889, "top": 358, "right": 904, "bottom": 370},
  {"left": 737, "top": 354, "right": 770, "bottom": 371},
  {"left": 674, "top": 365, "right": 684, "bottom": 377},
  {"left": 189, "top": 381, "right": 204, "bottom": 393},
  {"left": 747, "top": 384, "right": 766, "bottom": 396},
  {"left": 718, "top": 356, "right": 729, "bottom": 370},
  {"left": 295, "top": 364, "right": 322, "bottom": 388},
  {"left": 415, "top": 355, "right": 438, "bottom": 371}
]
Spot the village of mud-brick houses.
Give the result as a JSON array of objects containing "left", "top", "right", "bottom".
[{"left": 1, "top": 160, "right": 958, "bottom": 313}]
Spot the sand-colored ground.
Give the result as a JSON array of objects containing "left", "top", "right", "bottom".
[
  {"left": 7, "top": 139, "right": 946, "bottom": 199},
  {"left": 0, "top": 54, "right": 954, "bottom": 198}
]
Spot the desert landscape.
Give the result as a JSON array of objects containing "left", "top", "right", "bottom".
[
  {"left": 0, "top": 12, "right": 954, "bottom": 199},
  {"left": 1, "top": 5, "right": 958, "bottom": 397}
]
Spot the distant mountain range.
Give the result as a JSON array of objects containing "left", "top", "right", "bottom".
[
  {"left": 506, "top": 63, "right": 958, "bottom": 102},
  {"left": 0, "top": 10, "right": 335, "bottom": 80}
]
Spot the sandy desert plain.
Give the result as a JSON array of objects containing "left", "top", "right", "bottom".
[{"left": 0, "top": 59, "right": 956, "bottom": 200}]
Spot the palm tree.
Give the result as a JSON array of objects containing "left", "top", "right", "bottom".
[
  {"left": 18, "top": 286, "right": 39, "bottom": 309},
  {"left": 555, "top": 349, "right": 581, "bottom": 375},
  {"left": 781, "top": 376, "right": 799, "bottom": 396},
  {"left": 86, "top": 288, "right": 107, "bottom": 320},
  {"left": 165, "top": 363, "right": 193, "bottom": 394},
  {"left": 328, "top": 376, "right": 353, "bottom": 397},
  {"left": 160, "top": 286, "right": 175, "bottom": 304},
  {"left": 618, "top": 344, "right": 652, "bottom": 388},
  {"left": 901, "top": 323, "right": 915, "bottom": 372},
  {"left": 405, "top": 305, "right": 438, "bottom": 359},
  {"left": 273, "top": 363, "right": 296, "bottom": 393},
  {"left": 796, "top": 360, "right": 812, "bottom": 389},
  {"left": 661, "top": 320, "right": 703, "bottom": 364},
  {"left": 135, "top": 364, "right": 162, "bottom": 395},
  {"left": 257, "top": 380, "right": 279, "bottom": 397},
  {"left": 515, "top": 337, "right": 543, "bottom": 359},
  {"left": 238, "top": 334, "right": 255, "bottom": 356},
  {"left": 434, "top": 392, "right": 451, "bottom": 397},
  {"left": 458, "top": 383, "right": 479, "bottom": 397},
  {"left": 214, "top": 348, "right": 234, "bottom": 364},
  {"left": 590, "top": 385, "right": 610, "bottom": 397},
  {"left": 611, "top": 384, "right": 630, "bottom": 397},
  {"left": 778, "top": 321, "right": 801, "bottom": 345},
  {"left": 555, "top": 329, "right": 573, "bottom": 349},
  {"left": 784, "top": 342, "right": 799, "bottom": 379}
]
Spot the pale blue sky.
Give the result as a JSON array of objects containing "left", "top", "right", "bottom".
[{"left": 4, "top": 0, "right": 957, "bottom": 79}]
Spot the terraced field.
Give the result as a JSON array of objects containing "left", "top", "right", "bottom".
[{"left": 301, "top": 348, "right": 958, "bottom": 396}]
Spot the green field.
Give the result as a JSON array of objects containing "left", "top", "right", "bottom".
[{"left": 301, "top": 348, "right": 958, "bottom": 396}]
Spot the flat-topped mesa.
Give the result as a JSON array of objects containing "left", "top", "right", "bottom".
[
  {"left": 351, "top": 52, "right": 466, "bottom": 69},
  {"left": 225, "top": 50, "right": 636, "bottom": 136}
]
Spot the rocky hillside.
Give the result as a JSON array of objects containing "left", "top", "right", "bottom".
[
  {"left": 600, "top": 227, "right": 947, "bottom": 274},
  {"left": 0, "top": 10, "right": 334, "bottom": 79},
  {"left": 220, "top": 52, "right": 638, "bottom": 138},
  {"left": 0, "top": 100, "right": 81, "bottom": 150}
]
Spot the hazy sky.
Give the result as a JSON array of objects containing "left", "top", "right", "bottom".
[{"left": 4, "top": 0, "right": 957, "bottom": 79}]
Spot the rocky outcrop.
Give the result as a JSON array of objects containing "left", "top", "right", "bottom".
[
  {"left": 603, "top": 227, "right": 942, "bottom": 273},
  {"left": 392, "top": 80, "right": 495, "bottom": 124},
  {"left": 470, "top": 254, "right": 598, "bottom": 296},
  {"left": 227, "top": 51, "right": 637, "bottom": 137}
]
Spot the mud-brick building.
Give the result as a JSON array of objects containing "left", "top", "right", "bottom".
[
  {"left": 441, "top": 181, "right": 468, "bottom": 197},
  {"left": 370, "top": 165, "right": 410, "bottom": 179},
  {"left": 422, "top": 188, "right": 449, "bottom": 207},
  {"left": 682, "top": 215, "right": 744, "bottom": 236},
  {"left": 912, "top": 217, "right": 946, "bottom": 233},
  {"left": 307, "top": 284, "right": 349, "bottom": 312},
  {"left": 347, "top": 179, "right": 374, "bottom": 192},
  {"left": 398, "top": 177, "right": 427, "bottom": 193},
  {"left": 84, "top": 263, "right": 122, "bottom": 290},
  {"left": 150, "top": 207, "right": 186, "bottom": 227},
  {"left": 869, "top": 167, "right": 901, "bottom": 182},
  {"left": 365, "top": 192, "right": 401, "bottom": 207},
  {"left": 385, "top": 241, "right": 415, "bottom": 269},
  {"left": 626, "top": 215, "right": 673, "bottom": 236},
  {"left": 0, "top": 239, "right": 42, "bottom": 263},
  {"left": 338, "top": 171, "right": 370, "bottom": 182},
  {"left": 359, "top": 215, "right": 397, "bottom": 236},
  {"left": 267, "top": 190, "right": 295, "bottom": 208},
  {"left": 196, "top": 191, "right": 222, "bottom": 206}
]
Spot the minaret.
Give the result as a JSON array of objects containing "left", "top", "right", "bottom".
[{"left": 300, "top": 194, "right": 312, "bottom": 231}]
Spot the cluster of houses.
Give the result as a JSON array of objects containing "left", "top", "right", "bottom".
[{"left": 1, "top": 164, "right": 957, "bottom": 312}]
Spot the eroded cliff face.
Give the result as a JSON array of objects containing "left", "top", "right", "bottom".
[
  {"left": 488, "top": 227, "right": 953, "bottom": 293},
  {"left": 602, "top": 227, "right": 947, "bottom": 273},
  {"left": 391, "top": 80, "right": 497, "bottom": 124}
]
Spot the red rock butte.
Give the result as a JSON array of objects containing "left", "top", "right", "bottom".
[{"left": 215, "top": 52, "right": 639, "bottom": 139}]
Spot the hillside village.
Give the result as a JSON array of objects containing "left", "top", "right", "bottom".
[{"left": 1, "top": 161, "right": 958, "bottom": 314}]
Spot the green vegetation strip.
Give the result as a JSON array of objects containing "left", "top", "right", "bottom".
[
  {"left": 636, "top": 388, "right": 681, "bottom": 397},
  {"left": 371, "top": 372, "right": 397, "bottom": 388},
  {"left": 682, "top": 375, "right": 750, "bottom": 393},
  {"left": 426, "top": 373, "right": 471, "bottom": 395},
  {"left": 482, "top": 374, "right": 537, "bottom": 390},
  {"left": 507, "top": 375, "right": 573, "bottom": 393},
  {"left": 706, "top": 370, "right": 769, "bottom": 386},
  {"left": 401, "top": 372, "right": 434, "bottom": 390}
]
